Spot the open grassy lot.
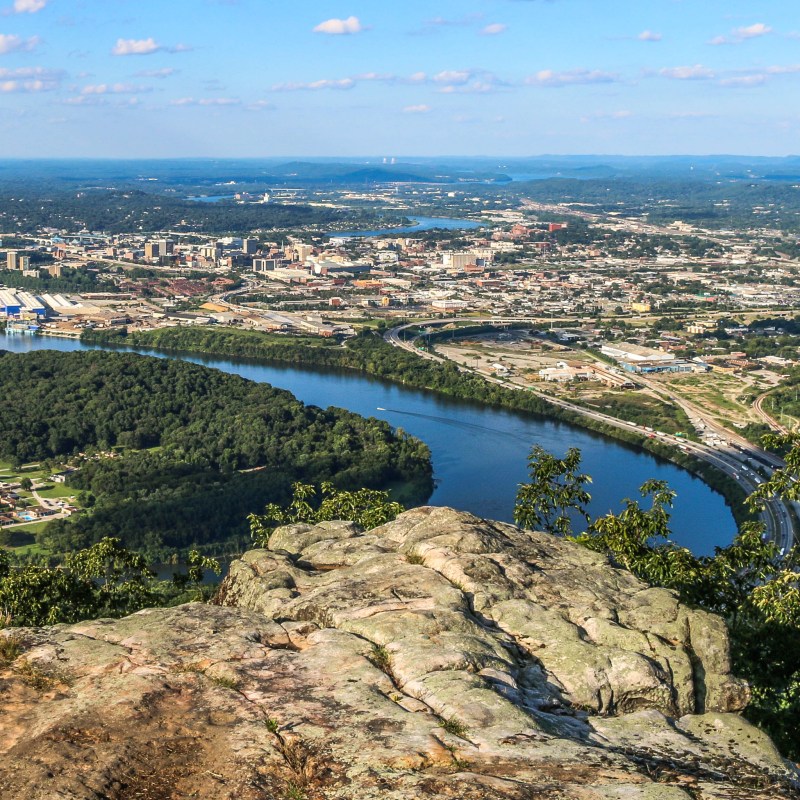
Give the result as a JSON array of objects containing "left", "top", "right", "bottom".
[
  {"left": 35, "top": 484, "right": 77, "bottom": 500},
  {"left": 575, "top": 390, "right": 693, "bottom": 435},
  {"left": 7, "top": 537, "right": 52, "bottom": 557}
]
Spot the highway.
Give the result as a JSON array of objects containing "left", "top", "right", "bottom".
[{"left": 385, "top": 319, "right": 797, "bottom": 553}]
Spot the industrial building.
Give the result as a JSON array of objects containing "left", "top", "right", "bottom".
[
  {"left": 0, "top": 289, "right": 46, "bottom": 317},
  {"left": 0, "top": 289, "right": 77, "bottom": 318}
]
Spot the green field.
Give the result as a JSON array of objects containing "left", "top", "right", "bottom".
[
  {"left": 6, "top": 537, "right": 52, "bottom": 557},
  {"left": 35, "top": 484, "right": 77, "bottom": 500},
  {"left": 576, "top": 391, "right": 694, "bottom": 436}
]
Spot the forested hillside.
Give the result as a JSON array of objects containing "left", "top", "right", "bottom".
[
  {"left": 0, "top": 350, "right": 432, "bottom": 557},
  {"left": 0, "top": 189, "right": 381, "bottom": 235}
]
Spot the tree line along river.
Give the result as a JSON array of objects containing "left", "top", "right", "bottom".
[{"left": 1, "top": 332, "right": 737, "bottom": 556}]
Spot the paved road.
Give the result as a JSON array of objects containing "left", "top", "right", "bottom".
[
  {"left": 385, "top": 320, "right": 797, "bottom": 552},
  {"left": 31, "top": 487, "right": 67, "bottom": 512}
]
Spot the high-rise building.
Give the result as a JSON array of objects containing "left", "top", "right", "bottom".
[
  {"left": 287, "top": 243, "right": 313, "bottom": 263},
  {"left": 442, "top": 252, "right": 474, "bottom": 270},
  {"left": 157, "top": 239, "right": 174, "bottom": 255},
  {"left": 6, "top": 252, "right": 31, "bottom": 271},
  {"left": 144, "top": 242, "right": 160, "bottom": 260},
  {"left": 243, "top": 238, "right": 259, "bottom": 255}
]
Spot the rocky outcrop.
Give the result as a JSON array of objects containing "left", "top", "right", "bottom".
[{"left": 0, "top": 507, "right": 797, "bottom": 799}]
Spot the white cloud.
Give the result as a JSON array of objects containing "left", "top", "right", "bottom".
[
  {"left": 0, "top": 33, "right": 39, "bottom": 53},
  {"left": 736, "top": 22, "right": 772, "bottom": 39},
  {"left": 659, "top": 64, "right": 715, "bottom": 80},
  {"left": 403, "top": 104, "right": 430, "bottom": 113},
  {"left": 430, "top": 68, "right": 504, "bottom": 93},
  {"left": 481, "top": 23, "right": 507, "bottom": 36},
  {"left": 246, "top": 99, "right": 274, "bottom": 111},
  {"left": 526, "top": 69, "right": 620, "bottom": 87},
  {"left": 355, "top": 72, "right": 395, "bottom": 82},
  {"left": 0, "top": 65, "right": 60, "bottom": 92},
  {"left": 112, "top": 37, "right": 161, "bottom": 56},
  {"left": 716, "top": 64, "right": 800, "bottom": 87},
  {"left": 112, "top": 38, "right": 190, "bottom": 56},
  {"left": 0, "top": 78, "right": 40, "bottom": 91},
  {"left": 437, "top": 80, "right": 500, "bottom": 94},
  {"left": 270, "top": 68, "right": 501, "bottom": 95},
  {"left": 313, "top": 16, "right": 363, "bottom": 35},
  {"left": 638, "top": 30, "right": 662, "bottom": 42},
  {"left": 171, "top": 96, "right": 240, "bottom": 106},
  {"left": 765, "top": 64, "right": 800, "bottom": 75},
  {"left": 432, "top": 69, "right": 472, "bottom": 84},
  {"left": 720, "top": 75, "right": 767, "bottom": 88},
  {"left": 197, "top": 97, "right": 239, "bottom": 105},
  {"left": 64, "top": 95, "right": 143, "bottom": 107},
  {"left": 64, "top": 95, "right": 106, "bottom": 105},
  {"left": 709, "top": 22, "right": 772, "bottom": 45},
  {"left": 11, "top": 0, "right": 46, "bottom": 13},
  {"left": 272, "top": 77, "right": 355, "bottom": 91},
  {"left": 135, "top": 67, "right": 177, "bottom": 79},
  {"left": 81, "top": 83, "right": 151, "bottom": 95}
]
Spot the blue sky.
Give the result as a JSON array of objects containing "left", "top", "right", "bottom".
[{"left": 1, "top": 0, "right": 798, "bottom": 157}]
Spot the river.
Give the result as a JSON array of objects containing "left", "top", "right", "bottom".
[
  {"left": 181, "top": 206, "right": 485, "bottom": 238},
  {"left": 1, "top": 333, "right": 737, "bottom": 555},
  {"left": 330, "top": 217, "right": 483, "bottom": 238}
]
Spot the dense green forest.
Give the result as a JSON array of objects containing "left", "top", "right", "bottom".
[
  {"left": 0, "top": 189, "right": 384, "bottom": 235},
  {"left": 504, "top": 178, "right": 800, "bottom": 232},
  {"left": 82, "top": 326, "right": 751, "bottom": 524},
  {"left": 0, "top": 350, "right": 432, "bottom": 558},
  {"left": 0, "top": 265, "right": 118, "bottom": 294}
]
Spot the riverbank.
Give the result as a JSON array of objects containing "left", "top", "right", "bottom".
[{"left": 81, "top": 326, "right": 752, "bottom": 529}]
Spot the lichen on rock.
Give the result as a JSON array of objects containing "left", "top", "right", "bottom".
[{"left": 0, "top": 507, "right": 797, "bottom": 799}]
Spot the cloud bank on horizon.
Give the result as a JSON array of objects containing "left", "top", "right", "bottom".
[{"left": 0, "top": 0, "right": 797, "bottom": 157}]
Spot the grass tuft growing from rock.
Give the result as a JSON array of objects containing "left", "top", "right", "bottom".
[
  {"left": 0, "top": 633, "right": 23, "bottom": 665},
  {"left": 284, "top": 782, "right": 306, "bottom": 800},
  {"left": 14, "top": 659, "right": 71, "bottom": 691},
  {"left": 439, "top": 717, "right": 469, "bottom": 739},
  {"left": 266, "top": 717, "right": 280, "bottom": 733},
  {"left": 208, "top": 674, "right": 240, "bottom": 691},
  {"left": 369, "top": 644, "right": 394, "bottom": 677}
]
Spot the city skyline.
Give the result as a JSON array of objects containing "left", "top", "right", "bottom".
[{"left": 1, "top": 0, "right": 799, "bottom": 157}]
